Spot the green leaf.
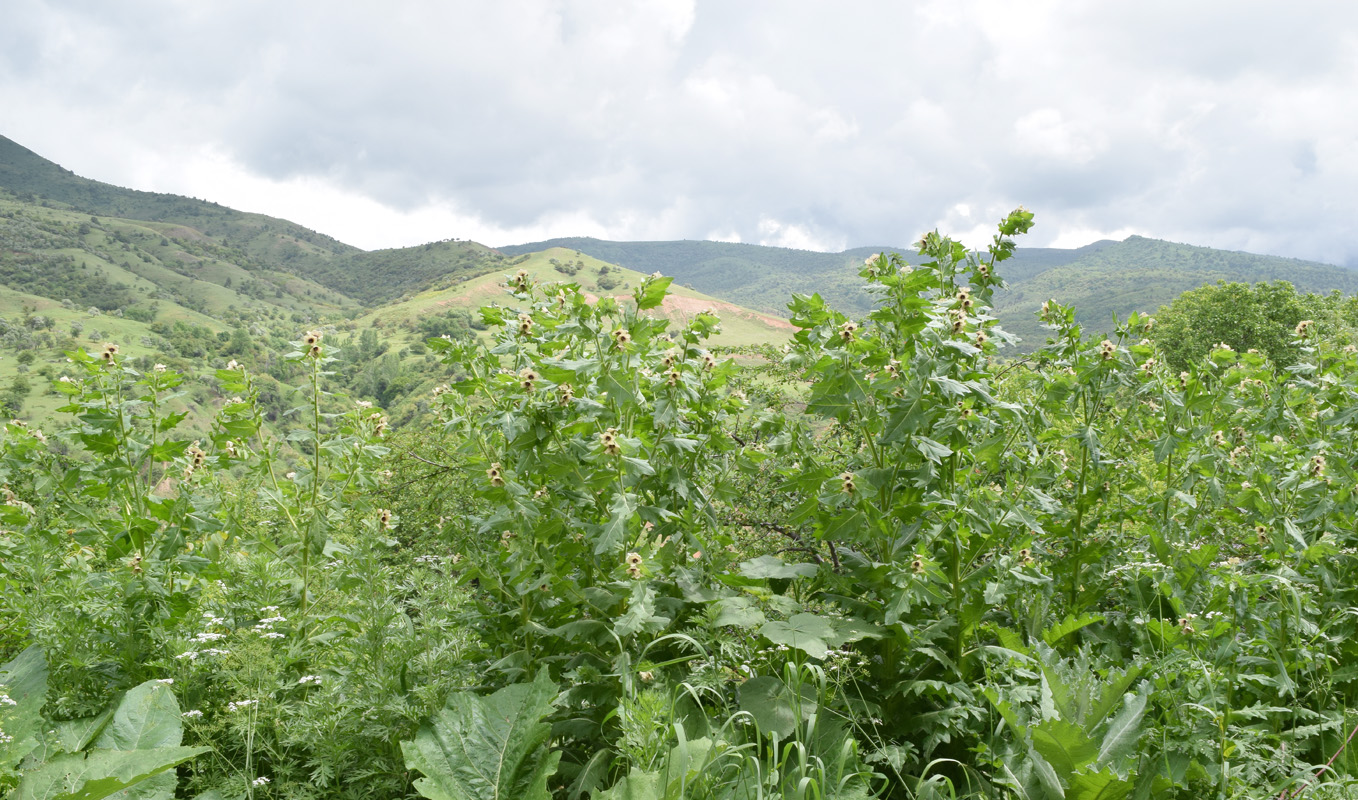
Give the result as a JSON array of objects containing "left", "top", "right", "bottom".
[
  {"left": 15, "top": 747, "right": 207, "bottom": 800},
  {"left": 1031, "top": 718, "right": 1099, "bottom": 776},
  {"left": 711, "top": 596, "right": 765, "bottom": 628},
  {"left": 401, "top": 671, "right": 561, "bottom": 800},
  {"left": 95, "top": 682, "right": 184, "bottom": 750},
  {"left": 759, "top": 613, "right": 833, "bottom": 659},
  {"left": 738, "top": 555, "right": 818, "bottom": 580},
  {"left": 913, "top": 435, "right": 952, "bottom": 463},
  {"left": 1097, "top": 693, "right": 1146, "bottom": 765},
  {"left": 594, "top": 769, "right": 661, "bottom": 800},
  {"left": 738, "top": 676, "right": 817, "bottom": 739},
  {"left": 633, "top": 276, "right": 673, "bottom": 311},
  {"left": 595, "top": 493, "right": 637, "bottom": 555},
  {"left": 1042, "top": 614, "right": 1105, "bottom": 647},
  {"left": 1064, "top": 768, "right": 1132, "bottom": 800}
]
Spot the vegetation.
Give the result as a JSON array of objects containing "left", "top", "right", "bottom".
[
  {"left": 4, "top": 209, "right": 1358, "bottom": 799},
  {"left": 502, "top": 236, "right": 1358, "bottom": 351}
]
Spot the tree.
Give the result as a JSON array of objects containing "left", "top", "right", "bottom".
[{"left": 1150, "top": 280, "right": 1310, "bottom": 370}]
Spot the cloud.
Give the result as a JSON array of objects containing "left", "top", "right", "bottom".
[{"left": 2, "top": 1, "right": 1357, "bottom": 264}]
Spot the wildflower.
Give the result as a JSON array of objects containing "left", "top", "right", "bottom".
[
  {"left": 227, "top": 699, "right": 258, "bottom": 712},
  {"left": 840, "top": 471, "right": 856, "bottom": 494},
  {"left": 558, "top": 383, "right": 574, "bottom": 405},
  {"left": 638, "top": 671, "right": 655, "bottom": 683},
  {"left": 486, "top": 462, "right": 505, "bottom": 487},
  {"left": 303, "top": 330, "right": 322, "bottom": 346},
  {"left": 1229, "top": 445, "right": 1248, "bottom": 464},
  {"left": 1310, "top": 454, "right": 1326, "bottom": 477},
  {"left": 308, "top": 344, "right": 321, "bottom": 358},
  {"left": 910, "top": 558, "right": 925, "bottom": 574},
  {"left": 0, "top": 730, "right": 12, "bottom": 744},
  {"left": 519, "top": 368, "right": 539, "bottom": 392},
  {"left": 626, "top": 552, "right": 643, "bottom": 567},
  {"left": 0, "top": 694, "right": 15, "bottom": 707},
  {"left": 884, "top": 360, "right": 901, "bottom": 378},
  {"left": 950, "top": 310, "right": 967, "bottom": 335},
  {"left": 1144, "top": 317, "right": 1155, "bottom": 332},
  {"left": 1273, "top": 435, "right": 1285, "bottom": 445},
  {"left": 377, "top": 509, "right": 393, "bottom": 529},
  {"left": 974, "top": 330, "right": 988, "bottom": 348},
  {"left": 153, "top": 363, "right": 166, "bottom": 373},
  {"left": 156, "top": 678, "right": 174, "bottom": 685},
  {"left": 1178, "top": 372, "right": 1189, "bottom": 391},
  {"left": 182, "top": 710, "right": 203, "bottom": 718},
  {"left": 1212, "top": 431, "right": 1226, "bottom": 447},
  {"left": 298, "top": 675, "right": 323, "bottom": 685},
  {"left": 501, "top": 530, "right": 515, "bottom": 543},
  {"left": 627, "top": 565, "right": 642, "bottom": 579},
  {"left": 977, "top": 263, "right": 991, "bottom": 279},
  {"left": 225, "top": 359, "right": 241, "bottom": 370},
  {"left": 1140, "top": 358, "right": 1156, "bottom": 375},
  {"left": 957, "top": 288, "right": 974, "bottom": 311},
  {"left": 517, "top": 313, "right": 534, "bottom": 335},
  {"left": 1098, "top": 340, "right": 1116, "bottom": 360},
  {"left": 186, "top": 442, "right": 207, "bottom": 469},
  {"left": 100, "top": 343, "right": 119, "bottom": 363},
  {"left": 612, "top": 328, "right": 632, "bottom": 347},
  {"left": 253, "top": 777, "right": 271, "bottom": 787},
  {"left": 286, "top": 472, "right": 297, "bottom": 481},
  {"left": 600, "top": 428, "right": 621, "bottom": 456},
  {"left": 1295, "top": 319, "right": 1314, "bottom": 337},
  {"left": 666, "top": 369, "right": 681, "bottom": 387},
  {"left": 1178, "top": 617, "right": 1195, "bottom": 634},
  {"left": 702, "top": 352, "right": 717, "bottom": 370},
  {"left": 839, "top": 321, "right": 858, "bottom": 342}
]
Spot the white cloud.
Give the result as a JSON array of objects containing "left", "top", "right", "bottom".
[{"left": 2, "top": 1, "right": 1357, "bottom": 265}]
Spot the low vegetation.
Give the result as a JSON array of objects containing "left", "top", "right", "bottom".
[{"left": 3, "top": 209, "right": 1358, "bottom": 799}]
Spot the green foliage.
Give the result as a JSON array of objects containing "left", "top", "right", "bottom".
[
  {"left": 1150, "top": 279, "right": 1358, "bottom": 370},
  {"left": 401, "top": 671, "right": 561, "bottom": 800},
  {"left": 3, "top": 204, "right": 1358, "bottom": 800}
]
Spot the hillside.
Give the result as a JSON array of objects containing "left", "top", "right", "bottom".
[
  {"left": 503, "top": 235, "right": 1357, "bottom": 347},
  {"left": 359, "top": 246, "right": 794, "bottom": 350}
]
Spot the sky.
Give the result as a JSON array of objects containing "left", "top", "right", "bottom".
[{"left": 2, "top": 1, "right": 1357, "bottom": 266}]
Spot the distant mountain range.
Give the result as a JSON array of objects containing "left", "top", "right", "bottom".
[
  {"left": 501, "top": 236, "right": 1358, "bottom": 345},
  {"left": 4, "top": 132, "right": 1357, "bottom": 355}
]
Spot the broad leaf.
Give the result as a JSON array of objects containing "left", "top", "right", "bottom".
[
  {"left": 15, "top": 747, "right": 207, "bottom": 800},
  {"left": 759, "top": 613, "right": 834, "bottom": 659},
  {"left": 738, "top": 677, "right": 817, "bottom": 739},
  {"left": 401, "top": 671, "right": 561, "bottom": 800}
]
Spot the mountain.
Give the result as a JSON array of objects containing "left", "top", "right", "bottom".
[
  {"left": 0, "top": 135, "right": 792, "bottom": 429},
  {"left": 502, "top": 236, "right": 1358, "bottom": 347}
]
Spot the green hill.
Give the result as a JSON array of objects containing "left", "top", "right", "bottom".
[{"left": 503, "top": 235, "right": 1357, "bottom": 348}]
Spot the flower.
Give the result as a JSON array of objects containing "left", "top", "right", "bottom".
[
  {"left": 153, "top": 363, "right": 166, "bottom": 373},
  {"left": 298, "top": 675, "right": 323, "bottom": 685},
  {"left": 253, "top": 777, "right": 271, "bottom": 786},
  {"left": 1295, "top": 319, "right": 1314, "bottom": 337},
  {"left": 839, "top": 321, "right": 858, "bottom": 342},
  {"left": 486, "top": 462, "right": 505, "bottom": 487},
  {"left": 557, "top": 383, "right": 573, "bottom": 405},
  {"left": 839, "top": 471, "right": 856, "bottom": 494},
  {"left": 517, "top": 313, "right": 534, "bottom": 335},
  {"left": 612, "top": 328, "right": 632, "bottom": 347},
  {"left": 100, "top": 343, "right": 119, "bottom": 363},
  {"left": 600, "top": 428, "right": 621, "bottom": 456},
  {"left": 377, "top": 509, "right": 393, "bottom": 529},
  {"left": 625, "top": 552, "right": 643, "bottom": 567},
  {"left": 227, "top": 699, "right": 258, "bottom": 712},
  {"left": 519, "top": 368, "right": 539, "bottom": 392},
  {"left": 303, "top": 330, "right": 322, "bottom": 346},
  {"left": 182, "top": 709, "right": 203, "bottom": 718}
]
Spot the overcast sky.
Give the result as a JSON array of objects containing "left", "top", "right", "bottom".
[{"left": 3, "top": 1, "right": 1356, "bottom": 265}]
